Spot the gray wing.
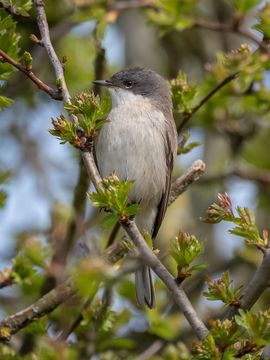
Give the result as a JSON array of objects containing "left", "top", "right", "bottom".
[{"left": 152, "top": 117, "right": 178, "bottom": 239}]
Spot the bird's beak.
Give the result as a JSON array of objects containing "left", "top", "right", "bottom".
[{"left": 92, "top": 79, "right": 113, "bottom": 87}]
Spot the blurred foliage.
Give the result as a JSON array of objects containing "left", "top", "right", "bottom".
[
  {"left": 192, "top": 309, "right": 270, "bottom": 359},
  {"left": 0, "top": 170, "right": 10, "bottom": 208},
  {"left": 2, "top": 0, "right": 270, "bottom": 359}
]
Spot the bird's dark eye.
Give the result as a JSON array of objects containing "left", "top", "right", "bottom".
[{"left": 123, "top": 80, "right": 133, "bottom": 89}]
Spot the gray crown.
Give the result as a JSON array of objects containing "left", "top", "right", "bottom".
[{"left": 110, "top": 67, "right": 173, "bottom": 117}]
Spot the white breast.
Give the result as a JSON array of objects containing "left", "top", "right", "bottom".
[{"left": 95, "top": 88, "right": 167, "bottom": 208}]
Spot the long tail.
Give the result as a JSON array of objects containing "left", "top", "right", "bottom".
[{"left": 135, "top": 265, "right": 155, "bottom": 308}]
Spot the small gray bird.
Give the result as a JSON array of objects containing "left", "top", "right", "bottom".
[{"left": 93, "top": 67, "right": 178, "bottom": 308}]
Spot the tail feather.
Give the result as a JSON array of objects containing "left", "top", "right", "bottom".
[{"left": 135, "top": 265, "right": 155, "bottom": 308}]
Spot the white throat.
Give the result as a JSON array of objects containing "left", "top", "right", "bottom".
[{"left": 109, "top": 87, "right": 144, "bottom": 108}]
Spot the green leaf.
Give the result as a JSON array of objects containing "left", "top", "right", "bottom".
[
  {"left": 1, "top": 0, "right": 32, "bottom": 17},
  {"left": 74, "top": 259, "right": 105, "bottom": 297},
  {"left": 148, "top": 309, "right": 180, "bottom": 341},
  {"left": 23, "top": 239, "right": 47, "bottom": 268},
  {"left": 235, "top": 309, "right": 270, "bottom": 344},
  {"left": 126, "top": 203, "right": 140, "bottom": 216},
  {"left": 89, "top": 173, "right": 139, "bottom": 219},
  {"left": 12, "top": 255, "right": 36, "bottom": 284},
  {"left": 253, "top": 3, "right": 270, "bottom": 40},
  {"left": 0, "top": 10, "right": 20, "bottom": 81},
  {"left": 147, "top": 0, "right": 197, "bottom": 34},
  {"left": 210, "top": 319, "right": 242, "bottom": 349},
  {"left": 98, "top": 337, "right": 135, "bottom": 351},
  {"left": 61, "top": 91, "right": 111, "bottom": 143},
  {"left": 0, "top": 190, "right": 7, "bottom": 208},
  {"left": 0, "top": 95, "right": 13, "bottom": 110},
  {"left": 171, "top": 71, "right": 197, "bottom": 115},
  {"left": 101, "top": 213, "right": 118, "bottom": 229},
  {"left": 189, "top": 263, "right": 208, "bottom": 272},
  {"left": 227, "top": 0, "right": 261, "bottom": 18},
  {"left": 192, "top": 333, "right": 221, "bottom": 359},
  {"left": 203, "top": 271, "right": 242, "bottom": 306},
  {"left": 49, "top": 115, "right": 79, "bottom": 147},
  {"left": 171, "top": 231, "right": 204, "bottom": 267}
]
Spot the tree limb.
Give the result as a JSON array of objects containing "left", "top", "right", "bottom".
[
  {"left": 79, "top": 150, "right": 209, "bottom": 339},
  {"left": 122, "top": 219, "right": 208, "bottom": 340},
  {"left": 0, "top": 49, "right": 62, "bottom": 100},
  {"left": 32, "top": 0, "right": 208, "bottom": 341},
  {"left": 226, "top": 248, "right": 270, "bottom": 319},
  {"left": 0, "top": 279, "right": 75, "bottom": 341}
]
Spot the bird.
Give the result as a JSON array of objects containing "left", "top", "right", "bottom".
[{"left": 93, "top": 67, "right": 178, "bottom": 308}]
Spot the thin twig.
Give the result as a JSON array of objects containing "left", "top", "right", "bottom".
[
  {"left": 135, "top": 340, "right": 164, "bottom": 360},
  {"left": 0, "top": 267, "right": 14, "bottom": 289},
  {"left": 199, "top": 165, "right": 270, "bottom": 187},
  {"left": 107, "top": 0, "right": 155, "bottom": 11},
  {"left": 0, "top": 1, "right": 29, "bottom": 17},
  {"left": 34, "top": 0, "right": 70, "bottom": 103},
  {"left": 226, "top": 249, "right": 270, "bottom": 319},
  {"left": 58, "top": 292, "right": 95, "bottom": 341},
  {"left": 169, "top": 160, "right": 206, "bottom": 205},
  {"left": 193, "top": 19, "right": 267, "bottom": 50},
  {"left": 177, "top": 72, "right": 239, "bottom": 132},
  {"left": 0, "top": 49, "right": 62, "bottom": 100}
]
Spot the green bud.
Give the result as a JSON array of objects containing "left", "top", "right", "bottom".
[{"left": 22, "top": 51, "right": 32, "bottom": 71}]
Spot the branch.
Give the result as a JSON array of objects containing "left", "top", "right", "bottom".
[
  {"left": 32, "top": 0, "right": 208, "bottom": 341},
  {"left": 135, "top": 340, "right": 164, "bottom": 360},
  {"left": 107, "top": 0, "right": 155, "bottom": 11},
  {"left": 0, "top": 49, "right": 62, "bottom": 100},
  {"left": 193, "top": 19, "right": 268, "bottom": 50},
  {"left": 0, "top": 267, "right": 14, "bottom": 289},
  {"left": 0, "top": 278, "right": 75, "bottom": 341},
  {"left": 198, "top": 165, "right": 270, "bottom": 187},
  {"left": 58, "top": 291, "right": 95, "bottom": 341},
  {"left": 122, "top": 219, "right": 208, "bottom": 340},
  {"left": 177, "top": 72, "right": 239, "bottom": 132},
  {"left": 34, "top": 0, "right": 70, "bottom": 103},
  {"left": 0, "top": 1, "right": 29, "bottom": 17},
  {"left": 226, "top": 249, "right": 270, "bottom": 319},
  {"left": 169, "top": 160, "right": 206, "bottom": 205},
  {"left": 70, "top": 155, "right": 209, "bottom": 340},
  {"left": 233, "top": 167, "right": 270, "bottom": 187},
  {"left": 0, "top": 242, "right": 129, "bottom": 340}
]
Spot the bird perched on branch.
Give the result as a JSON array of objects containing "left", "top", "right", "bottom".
[{"left": 93, "top": 67, "right": 178, "bottom": 308}]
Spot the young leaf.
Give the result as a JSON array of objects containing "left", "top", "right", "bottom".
[
  {"left": 89, "top": 173, "right": 139, "bottom": 221},
  {"left": 235, "top": 309, "right": 270, "bottom": 344},
  {"left": 203, "top": 271, "right": 242, "bottom": 306},
  {"left": 171, "top": 231, "right": 205, "bottom": 282}
]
